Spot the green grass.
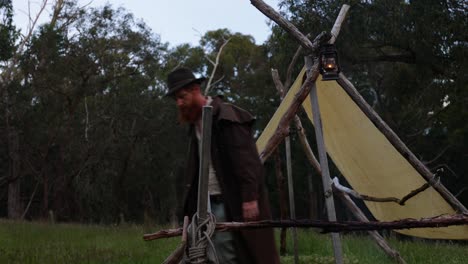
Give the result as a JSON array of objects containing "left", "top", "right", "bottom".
[
  {"left": 1, "top": 220, "right": 467, "bottom": 263},
  {"left": 0, "top": 219, "right": 179, "bottom": 264}
]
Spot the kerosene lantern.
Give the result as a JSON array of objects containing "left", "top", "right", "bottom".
[{"left": 319, "top": 44, "right": 340, "bottom": 81}]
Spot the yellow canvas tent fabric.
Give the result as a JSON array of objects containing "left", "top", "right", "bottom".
[{"left": 256, "top": 68, "right": 468, "bottom": 239}]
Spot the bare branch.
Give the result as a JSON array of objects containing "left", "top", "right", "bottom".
[
  {"left": 285, "top": 45, "right": 303, "bottom": 89},
  {"left": 332, "top": 177, "right": 433, "bottom": 206},
  {"left": 271, "top": 69, "right": 285, "bottom": 98},
  {"left": 204, "top": 38, "right": 231, "bottom": 95},
  {"left": 210, "top": 75, "right": 225, "bottom": 88},
  {"left": 294, "top": 115, "right": 321, "bottom": 174}
]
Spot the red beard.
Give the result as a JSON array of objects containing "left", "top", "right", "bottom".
[{"left": 178, "top": 102, "right": 202, "bottom": 124}]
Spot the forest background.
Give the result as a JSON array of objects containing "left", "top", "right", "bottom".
[{"left": 1, "top": 0, "right": 467, "bottom": 226}]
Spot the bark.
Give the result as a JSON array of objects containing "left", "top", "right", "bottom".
[{"left": 144, "top": 214, "right": 468, "bottom": 240}]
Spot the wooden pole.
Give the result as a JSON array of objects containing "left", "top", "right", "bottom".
[
  {"left": 306, "top": 56, "right": 344, "bottom": 264},
  {"left": 285, "top": 136, "right": 299, "bottom": 264},
  {"left": 337, "top": 74, "right": 468, "bottom": 214},
  {"left": 196, "top": 106, "right": 213, "bottom": 223},
  {"left": 191, "top": 106, "right": 213, "bottom": 262},
  {"left": 335, "top": 190, "right": 407, "bottom": 264},
  {"left": 274, "top": 149, "right": 289, "bottom": 255},
  {"left": 271, "top": 69, "right": 299, "bottom": 259}
]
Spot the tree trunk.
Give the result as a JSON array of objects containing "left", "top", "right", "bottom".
[{"left": 7, "top": 128, "right": 22, "bottom": 219}]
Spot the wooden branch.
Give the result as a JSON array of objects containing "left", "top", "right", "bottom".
[
  {"left": 328, "top": 5, "right": 350, "bottom": 44},
  {"left": 332, "top": 177, "right": 432, "bottom": 206},
  {"left": 270, "top": 69, "right": 321, "bottom": 174},
  {"left": 162, "top": 242, "right": 186, "bottom": 264},
  {"left": 271, "top": 69, "right": 286, "bottom": 98},
  {"left": 337, "top": 192, "right": 407, "bottom": 264},
  {"left": 250, "top": 0, "right": 315, "bottom": 49},
  {"left": 260, "top": 60, "right": 321, "bottom": 163},
  {"left": 144, "top": 214, "right": 468, "bottom": 240},
  {"left": 332, "top": 178, "right": 398, "bottom": 203},
  {"left": 399, "top": 182, "right": 431, "bottom": 205},
  {"left": 294, "top": 115, "right": 321, "bottom": 174},
  {"left": 161, "top": 216, "right": 189, "bottom": 264},
  {"left": 337, "top": 73, "right": 468, "bottom": 214},
  {"left": 285, "top": 45, "right": 303, "bottom": 88}
]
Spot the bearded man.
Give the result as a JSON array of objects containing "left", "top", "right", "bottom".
[{"left": 166, "top": 67, "right": 280, "bottom": 264}]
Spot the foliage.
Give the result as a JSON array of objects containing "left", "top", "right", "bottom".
[{"left": 0, "top": 0, "right": 16, "bottom": 61}]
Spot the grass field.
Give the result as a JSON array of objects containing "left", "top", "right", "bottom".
[{"left": 1, "top": 219, "right": 467, "bottom": 263}]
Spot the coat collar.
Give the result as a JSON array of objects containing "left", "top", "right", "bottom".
[
  {"left": 187, "top": 96, "right": 255, "bottom": 135},
  {"left": 211, "top": 96, "right": 255, "bottom": 125}
]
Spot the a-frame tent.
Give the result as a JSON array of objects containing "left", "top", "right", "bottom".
[{"left": 256, "top": 67, "right": 468, "bottom": 239}]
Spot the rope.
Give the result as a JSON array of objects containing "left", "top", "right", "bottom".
[{"left": 187, "top": 213, "right": 219, "bottom": 264}]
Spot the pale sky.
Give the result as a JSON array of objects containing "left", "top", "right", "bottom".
[{"left": 12, "top": 0, "right": 281, "bottom": 46}]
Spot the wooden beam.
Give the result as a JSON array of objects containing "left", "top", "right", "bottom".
[
  {"left": 307, "top": 56, "right": 344, "bottom": 264},
  {"left": 144, "top": 214, "right": 468, "bottom": 240}
]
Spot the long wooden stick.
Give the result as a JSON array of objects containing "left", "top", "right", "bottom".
[
  {"left": 144, "top": 214, "right": 468, "bottom": 240},
  {"left": 328, "top": 5, "right": 350, "bottom": 44},
  {"left": 337, "top": 73, "right": 468, "bottom": 214},
  {"left": 271, "top": 69, "right": 298, "bottom": 260},
  {"left": 307, "top": 56, "right": 344, "bottom": 264},
  {"left": 336, "top": 192, "right": 407, "bottom": 264},
  {"left": 250, "top": 0, "right": 315, "bottom": 50}
]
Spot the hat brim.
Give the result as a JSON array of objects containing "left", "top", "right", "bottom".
[{"left": 165, "top": 77, "right": 206, "bottom": 97}]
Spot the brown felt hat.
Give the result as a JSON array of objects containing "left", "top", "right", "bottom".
[{"left": 165, "top": 67, "right": 206, "bottom": 96}]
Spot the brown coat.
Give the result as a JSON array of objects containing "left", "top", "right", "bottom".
[{"left": 183, "top": 96, "right": 280, "bottom": 264}]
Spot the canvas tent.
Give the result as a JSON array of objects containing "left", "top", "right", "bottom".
[{"left": 256, "top": 67, "right": 468, "bottom": 239}]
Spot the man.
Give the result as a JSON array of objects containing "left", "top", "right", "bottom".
[{"left": 166, "top": 67, "right": 280, "bottom": 264}]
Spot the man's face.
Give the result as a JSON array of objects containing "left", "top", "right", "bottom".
[{"left": 174, "top": 86, "right": 202, "bottom": 124}]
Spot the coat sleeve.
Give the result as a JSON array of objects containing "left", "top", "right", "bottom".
[{"left": 221, "top": 121, "right": 263, "bottom": 203}]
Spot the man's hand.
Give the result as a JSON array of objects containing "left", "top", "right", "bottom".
[{"left": 242, "top": 200, "right": 259, "bottom": 221}]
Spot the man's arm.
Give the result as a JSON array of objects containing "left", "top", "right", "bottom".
[{"left": 222, "top": 121, "right": 263, "bottom": 220}]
